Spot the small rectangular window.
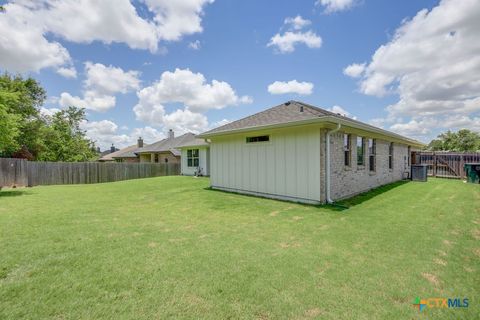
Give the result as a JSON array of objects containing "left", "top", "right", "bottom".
[
  {"left": 344, "top": 134, "right": 351, "bottom": 166},
  {"left": 357, "top": 137, "right": 365, "bottom": 166},
  {"left": 389, "top": 142, "right": 394, "bottom": 169},
  {"left": 187, "top": 149, "right": 199, "bottom": 167},
  {"left": 368, "top": 138, "right": 376, "bottom": 172},
  {"left": 246, "top": 135, "right": 269, "bottom": 143}
]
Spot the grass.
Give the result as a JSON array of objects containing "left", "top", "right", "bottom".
[{"left": 0, "top": 177, "right": 478, "bottom": 319}]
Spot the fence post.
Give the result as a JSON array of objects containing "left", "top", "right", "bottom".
[{"left": 433, "top": 152, "right": 437, "bottom": 177}]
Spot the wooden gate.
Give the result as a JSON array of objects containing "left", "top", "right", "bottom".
[{"left": 412, "top": 152, "right": 480, "bottom": 179}]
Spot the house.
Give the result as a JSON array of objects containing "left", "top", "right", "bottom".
[
  {"left": 98, "top": 138, "right": 145, "bottom": 162},
  {"left": 136, "top": 130, "right": 197, "bottom": 164},
  {"left": 198, "top": 100, "right": 424, "bottom": 204},
  {"left": 177, "top": 137, "right": 210, "bottom": 176}
]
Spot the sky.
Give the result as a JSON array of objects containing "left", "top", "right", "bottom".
[{"left": 0, "top": 0, "right": 479, "bottom": 149}]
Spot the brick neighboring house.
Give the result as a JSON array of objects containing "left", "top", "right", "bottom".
[
  {"left": 136, "top": 130, "right": 197, "bottom": 164},
  {"left": 98, "top": 137, "right": 145, "bottom": 163},
  {"left": 198, "top": 100, "right": 425, "bottom": 204}
]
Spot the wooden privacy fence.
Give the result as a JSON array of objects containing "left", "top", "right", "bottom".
[
  {"left": 0, "top": 158, "right": 180, "bottom": 187},
  {"left": 412, "top": 151, "right": 480, "bottom": 179}
]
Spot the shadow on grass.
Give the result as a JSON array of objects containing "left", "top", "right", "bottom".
[
  {"left": 205, "top": 180, "right": 410, "bottom": 212},
  {"left": 0, "top": 189, "right": 32, "bottom": 198},
  {"left": 331, "top": 180, "right": 410, "bottom": 210}
]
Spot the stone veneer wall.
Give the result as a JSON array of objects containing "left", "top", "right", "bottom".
[{"left": 320, "top": 130, "right": 410, "bottom": 202}]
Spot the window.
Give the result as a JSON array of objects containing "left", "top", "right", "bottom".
[
  {"left": 246, "top": 135, "right": 269, "bottom": 143},
  {"left": 344, "top": 134, "right": 351, "bottom": 166},
  {"left": 187, "top": 149, "right": 199, "bottom": 167},
  {"left": 389, "top": 142, "right": 394, "bottom": 169},
  {"left": 357, "top": 137, "right": 365, "bottom": 166},
  {"left": 368, "top": 138, "right": 376, "bottom": 172},
  {"left": 407, "top": 146, "right": 411, "bottom": 166}
]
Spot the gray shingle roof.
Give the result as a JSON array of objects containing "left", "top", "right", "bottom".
[
  {"left": 136, "top": 133, "right": 196, "bottom": 154},
  {"left": 198, "top": 100, "right": 424, "bottom": 147},
  {"left": 200, "top": 101, "right": 340, "bottom": 135},
  {"left": 99, "top": 144, "right": 141, "bottom": 161}
]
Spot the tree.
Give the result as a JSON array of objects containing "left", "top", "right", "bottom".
[
  {"left": 0, "top": 103, "right": 20, "bottom": 154},
  {"left": 39, "top": 107, "right": 97, "bottom": 162},
  {"left": 0, "top": 73, "right": 97, "bottom": 161},
  {"left": 427, "top": 129, "right": 480, "bottom": 152},
  {"left": 0, "top": 73, "right": 47, "bottom": 158}
]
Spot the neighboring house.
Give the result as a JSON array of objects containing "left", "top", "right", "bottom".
[
  {"left": 136, "top": 130, "right": 197, "bottom": 164},
  {"left": 177, "top": 137, "right": 210, "bottom": 176},
  {"left": 198, "top": 100, "right": 424, "bottom": 204},
  {"left": 98, "top": 138, "right": 145, "bottom": 162}
]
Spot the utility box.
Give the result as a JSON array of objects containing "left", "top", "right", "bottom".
[
  {"left": 411, "top": 164, "right": 428, "bottom": 182},
  {"left": 464, "top": 163, "right": 480, "bottom": 184}
]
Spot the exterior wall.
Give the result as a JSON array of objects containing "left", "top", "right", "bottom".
[
  {"left": 139, "top": 152, "right": 180, "bottom": 164},
  {"left": 114, "top": 157, "right": 139, "bottom": 163},
  {"left": 325, "top": 131, "right": 410, "bottom": 201},
  {"left": 139, "top": 154, "right": 151, "bottom": 163},
  {"left": 180, "top": 147, "right": 210, "bottom": 176},
  {"left": 210, "top": 126, "right": 322, "bottom": 204}
]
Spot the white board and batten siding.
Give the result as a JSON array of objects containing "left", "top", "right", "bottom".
[
  {"left": 180, "top": 147, "right": 210, "bottom": 176},
  {"left": 210, "top": 126, "right": 322, "bottom": 204}
]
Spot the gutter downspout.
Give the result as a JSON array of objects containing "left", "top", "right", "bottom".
[{"left": 326, "top": 123, "right": 341, "bottom": 204}]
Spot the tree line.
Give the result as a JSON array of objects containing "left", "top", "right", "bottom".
[{"left": 0, "top": 73, "right": 97, "bottom": 161}]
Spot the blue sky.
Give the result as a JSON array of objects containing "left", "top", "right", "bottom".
[{"left": 1, "top": 0, "right": 479, "bottom": 149}]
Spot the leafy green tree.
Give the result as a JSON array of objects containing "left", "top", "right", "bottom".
[
  {"left": 0, "top": 73, "right": 98, "bottom": 161},
  {"left": 0, "top": 73, "right": 47, "bottom": 158},
  {"left": 0, "top": 103, "right": 20, "bottom": 154},
  {"left": 427, "top": 129, "right": 480, "bottom": 152},
  {"left": 39, "top": 107, "right": 97, "bottom": 162}
]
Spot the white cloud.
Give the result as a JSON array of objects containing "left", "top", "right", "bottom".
[
  {"left": 133, "top": 68, "right": 252, "bottom": 134},
  {"left": 268, "top": 31, "right": 322, "bottom": 54},
  {"left": 328, "top": 105, "right": 357, "bottom": 119},
  {"left": 60, "top": 62, "right": 140, "bottom": 112},
  {"left": 316, "top": 0, "right": 358, "bottom": 13},
  {"left": 144, "top": 0, "right": 214, "bottom": 42},
  {"left": 0, "top": 3, "right": 72, "bottom": 74},
  {"left": 84, "top": 62, "right": 140, "bottom": 95},
  {"left": 0, "top": 0, "right": 213, "bottom": 74},
  {"left": 343, "top": 63, "right": 365, "bottom": 78},
  {"left": 40, "top": 107, "right": 61, "bottom": 117},
  {"left": 56, "top": 67, "right": 78, "bottom": 79},
  {"left": 345, "top": 0, "right": 480, "bottom": 139},
  {"left": 268, "top": 15, "right": 322, "bottom": 54},
  {"left": 188, "top": 40, "right": 201, "bottom": 50},
  {"left": 134, "top": 68, "right": 251, "bottom": 126},
  {"left": 390, "top": 119, "right": 437, "bottom": 137},
  {"left": 284, "top": 15, "right": 311, "bottom": 30},
  {"left": 163, "top": 108, "right": 209, "bottom": 134},
  {"left": 267, "top": 80, "right": 314, "bottom": 95},
  {"left": 81, "top": 119, "right": 166, "bottom": 149}
]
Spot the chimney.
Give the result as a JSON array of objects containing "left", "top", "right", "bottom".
[
  {"left": 168, "top": 129, "right": 174, "bottom": 139},
  {"left": 137, "top": 137, "right": 143, "bottom": 148},
  {"left": 110, "top": 144, "right": 116, "bottom": 153}
]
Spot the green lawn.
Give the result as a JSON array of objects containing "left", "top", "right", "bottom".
[{"left": 0, "top": 177, "right": 478, "bottom": 319}]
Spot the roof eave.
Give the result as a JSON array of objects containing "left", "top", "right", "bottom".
[{"left": 198, "top": 116, "right": 425, "bottom": 148}]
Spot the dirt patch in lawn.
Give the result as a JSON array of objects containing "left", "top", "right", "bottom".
[
  {"left": 472, "top": 229, "right": 480, "bottom": 240},
  {"left": 434, "top": 258, "right": 447, "bottom": 266},
  {"left": 304, "top": 308, "right": 323, "bottom": 318},
  {"left": 422, "top": 272, "right": 440, "bottom": 286},
  {"left": 269, "top": 211, "right": 279, "bottom": 217}
]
